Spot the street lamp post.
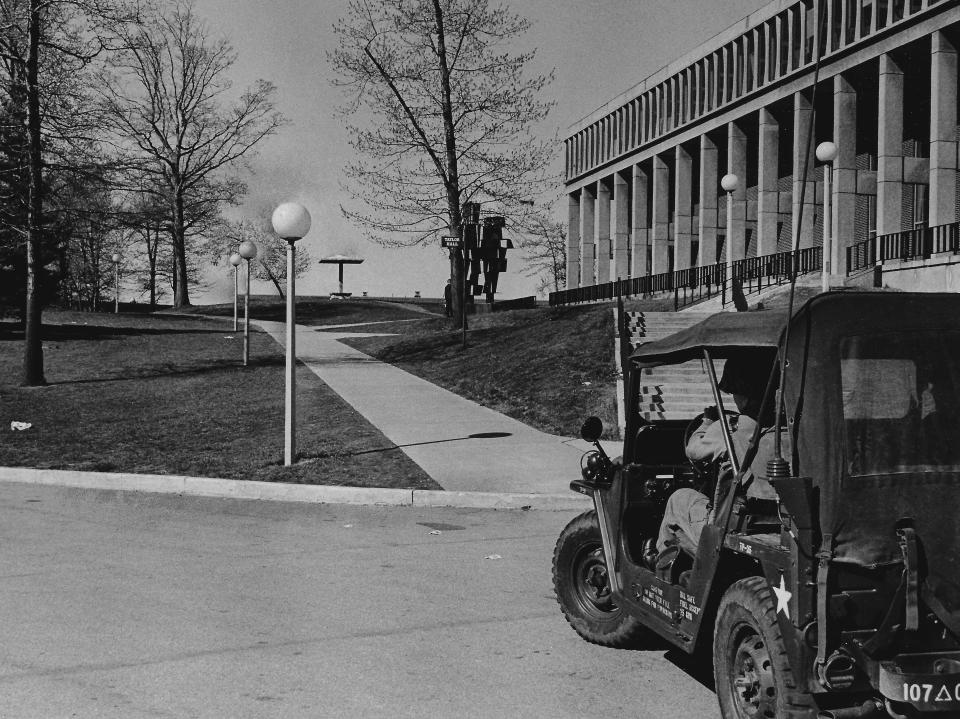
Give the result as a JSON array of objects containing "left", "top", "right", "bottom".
[
  {"left": 816, "top": 141, "right": 838, "bottom": 293},
  {"left": 720, "top": 173, "right": 739, "bottom": 301},
  {"left": 229, "top": 252, "right": 242, "bottom": 332},
  {"left": 111, "top": 253, "right": 121, "bottom": 313},
  {"left": 271, "top": 202, "right": 312, "bottom": 467},
  {"left": 238, "top": 240, "right": 258, "bottom": 366}
]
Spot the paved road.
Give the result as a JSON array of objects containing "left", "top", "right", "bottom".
[{"left": 0, "top": 483, "right": 718, "bottom": 718}]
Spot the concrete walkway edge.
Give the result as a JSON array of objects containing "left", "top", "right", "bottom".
[{"left": 0, "top": 467, "right": 591, "bottom": 511}]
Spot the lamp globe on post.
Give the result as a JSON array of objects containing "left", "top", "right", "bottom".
[
  {"left": 816, "top": 141, "right": 838, "bottom": 293},
  {"left": 229, "top": 252, "right": 242, "bottom": 332},
  {"left": 238, "top": 240, "right": 258, "bottom": 367},
  {"left": 720, "top": 174, "right": 739, "bottom": 300},
  {"left": 111, "top": 253, "right": 121, "bottom": 313},
  {"left": 271, "top": 202, "right": 312, "bottom": 467}
]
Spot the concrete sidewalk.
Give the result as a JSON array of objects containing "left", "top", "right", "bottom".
[{"left": 255, "top": 320, "right": 605, "bottom": 498}]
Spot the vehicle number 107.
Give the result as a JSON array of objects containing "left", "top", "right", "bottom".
[{"left": 903, "top": 683, "right": 960, "bottom": 704}]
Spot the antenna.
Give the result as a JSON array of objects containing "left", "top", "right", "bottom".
[{"left": 768, "top": 8, "right": 828, "bottom": 480}]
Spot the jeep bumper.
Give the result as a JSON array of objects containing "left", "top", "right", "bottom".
[{"left": 878, "top": 652, "right": 960, "bottom": 713}]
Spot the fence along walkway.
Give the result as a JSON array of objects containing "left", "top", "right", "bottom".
[
  {"left": 550, "top": 246, "right": 822, "bottom": 310},
  {"left": 553, "top": 220, "right": 960, "bottom": 311},
  {"left": 847, "top": 221, "right": 960, "bottom": 274}
]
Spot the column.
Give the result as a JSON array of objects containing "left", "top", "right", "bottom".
[
  {"left": 728, "top": 121, "right": 748, "bottom": 262},
  {"left": 758, "top": 107, "right": 780, "bottom": 257},
  {"left": 651, "top": 154, "right": 670, "bottom": 274},
  {"left": 793, "top": 90, "right": 816, "bottom": 249},
  {"left": 579, "top": 184, "right": 595, "bottom": 286},
  {"left": 566, "top": 193, "right": 581, "bottom": 289},
  {"left": 613, "top": 173, "right": 630, "bottom": 279},
  {"left": 596, "top": 181, "right": 611, "bottom": 284},
  {"left": 632, "top": 164, "right": 650, "bottom": 277},
  {"left": 877, "top": 53, "right": 904, "bottom": 236},
  {"left": 833, "top": 73, "right": 857, "bottom": 273},
  {"left": 930, "top": 30, "right": 958, "bottom": 226},
  {"left": 699, "top": 134, "right": 719, "bottom": 265},
  {"left": 675, "top": 145, "right": 694, "bottom": 270}
]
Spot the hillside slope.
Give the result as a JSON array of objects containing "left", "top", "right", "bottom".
[{"left": 342, "top": 305, "right": 620, "bottom": 439}]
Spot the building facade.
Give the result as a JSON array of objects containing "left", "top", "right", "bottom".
[{"left": 563, "top": 0, "right": 960, "bottom": 292}]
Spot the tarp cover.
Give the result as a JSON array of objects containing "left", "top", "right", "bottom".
[
  {"left": 628, "top": 292, "right": 960, "bottom": 621},
  {"left": 785, "top": 292, "right": 960, "bottom": 622},
  {"left": 629, "top": 309, "right": 788, "bottom": 368}
]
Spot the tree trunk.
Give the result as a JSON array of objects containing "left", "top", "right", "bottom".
[
  {"left": 22, "top": 0, "right": 45, "bottom": 385},
  {"left": 432, "top": 0, "right": 465, "bottom": 331},
  {"left": 263, "top": 265, "right": 284, "bottom": 299},
  {"left": 172, "top": 191, "right": 190, "bottom": 306},
  {"left": 146, "top": 224, "right": 158, "bottom": 308}
]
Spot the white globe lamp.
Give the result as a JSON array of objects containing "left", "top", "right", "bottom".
[
  {"left": 271, "top": 202, "right": 311, "bottom": 242},
  {"left": 272, "top": 202, "right": 312, "bottom": 467}
]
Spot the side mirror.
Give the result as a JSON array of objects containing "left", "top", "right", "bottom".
[{"left": 580, "top": 416, "right": 603, "bottom": 442}]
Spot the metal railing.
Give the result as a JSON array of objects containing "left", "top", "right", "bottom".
[
  {"left": 846, "top": 221, "right": 960, "bottom": 275},
  {"left": 550, "top": 246, "right": 822, "bottom": 309}
]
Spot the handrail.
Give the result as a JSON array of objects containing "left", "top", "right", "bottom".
[
  {"left": 846, "top": 221, "right": 960, "bottom": 275},
  {"left": 550, "top": 245, "right": 822, "bottom": 309}
]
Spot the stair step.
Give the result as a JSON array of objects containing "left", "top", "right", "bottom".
[
  {"left": 638, "top": 399, "right": 714, "bottom": 410},
  {"left": 638, "top": 385, "right": 715, "bottom": 395},
  {"left": 640, "top": 410, "right": 702, "bottom": 421}
]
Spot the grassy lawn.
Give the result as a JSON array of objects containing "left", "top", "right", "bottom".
[
  {"left": 0, "top": 310, "right": 439, "bottom": 490},
  {"left": 340, "top": 305, "right": 621, "bottom": 439}
]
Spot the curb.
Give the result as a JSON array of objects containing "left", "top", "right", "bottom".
[{"left": 0, "top": 467, "right": 591, "bottom": 511}]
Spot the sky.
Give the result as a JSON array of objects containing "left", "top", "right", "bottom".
[{"left": 190, "top": 0, "right": 768, "bottom": 304}]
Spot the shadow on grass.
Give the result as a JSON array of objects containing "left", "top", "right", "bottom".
[
  {"left": 0, "top": 322, "right": 231, "bottom": 342},
  {"left": 45, "top": 355, "right": 285, "bottom": 385}
]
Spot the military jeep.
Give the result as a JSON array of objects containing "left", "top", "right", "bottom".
[{"left": 553, "top": 291, "right": 960, "bottom": 719}]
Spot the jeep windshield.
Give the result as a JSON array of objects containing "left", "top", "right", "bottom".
[{"left": 842, "top": 331, "right": 960, "bottom": 476}]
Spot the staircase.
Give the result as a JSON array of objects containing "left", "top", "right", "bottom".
[{"left": 619, "top": 311, "right": 723, "bottom": 421}]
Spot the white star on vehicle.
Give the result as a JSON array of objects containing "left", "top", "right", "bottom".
[{"left": 772, "top": 575, "right": 792, "bottom": 619}]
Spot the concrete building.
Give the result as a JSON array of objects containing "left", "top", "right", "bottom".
[{"left": 562, "top": 0, "right": 960, "bottom": 297}]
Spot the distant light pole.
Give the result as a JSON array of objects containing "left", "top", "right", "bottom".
[
  {"left": 720, "top": 173, "right": 739, "bottom": 293},
  {"left": 111, "top": 253, "right": 121, "bottom": 313},
  {"left": 271, "top": 202, "right": 312, "bottom": 467},
  {"left": 816, "top": 141, "right": 838, "bottom": 293},
  {"left": 238, "top": 240, "right": 258, "bottom": 366},
  {"left": 229, "top": 252, "right": 242, "bottom": 331}
]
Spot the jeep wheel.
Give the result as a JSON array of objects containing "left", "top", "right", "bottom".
[
  {"left": 714, "top": 577, "right": 815, "bottom": 719},
  {"left": 552, "top": 511, "right": 647, "bottom": 647}
]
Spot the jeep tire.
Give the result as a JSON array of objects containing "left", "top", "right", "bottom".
[
  {"left": 713, "top": 576, "right": 815, "bottom": 719},
  {"left": 552, "top": 511, "right": 648, "bottom": 647}
]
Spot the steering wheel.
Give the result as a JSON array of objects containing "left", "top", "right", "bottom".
[{"left": 683, "top": 409, "right": 740, "bottom": 483}]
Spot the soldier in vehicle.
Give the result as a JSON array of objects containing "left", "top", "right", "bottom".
[{"left": 656, "top": 353, "right": 779, "bottom": 557}]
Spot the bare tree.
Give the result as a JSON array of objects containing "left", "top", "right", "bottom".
[
  {"left": 218, "top": 217, "right": 311, "bottom": 299},
  {"left": 521, "top": 211, "right": 566, "bottom": 296},
  {"left": 99, "top": 0, "right": 284, "bottom": 308},
  {"left": 115, "top": 186, "right": 166, "bottom": 307},
  {"left": 330, "top": 0, "right": 554, "bottom": 327},
  {"left": 0, "top": 0, "right": 141, "bottom": 385}
]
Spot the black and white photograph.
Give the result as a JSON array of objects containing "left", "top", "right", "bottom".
[{"left": 1, "top": 0, "right": 960, "bottom": 716}]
